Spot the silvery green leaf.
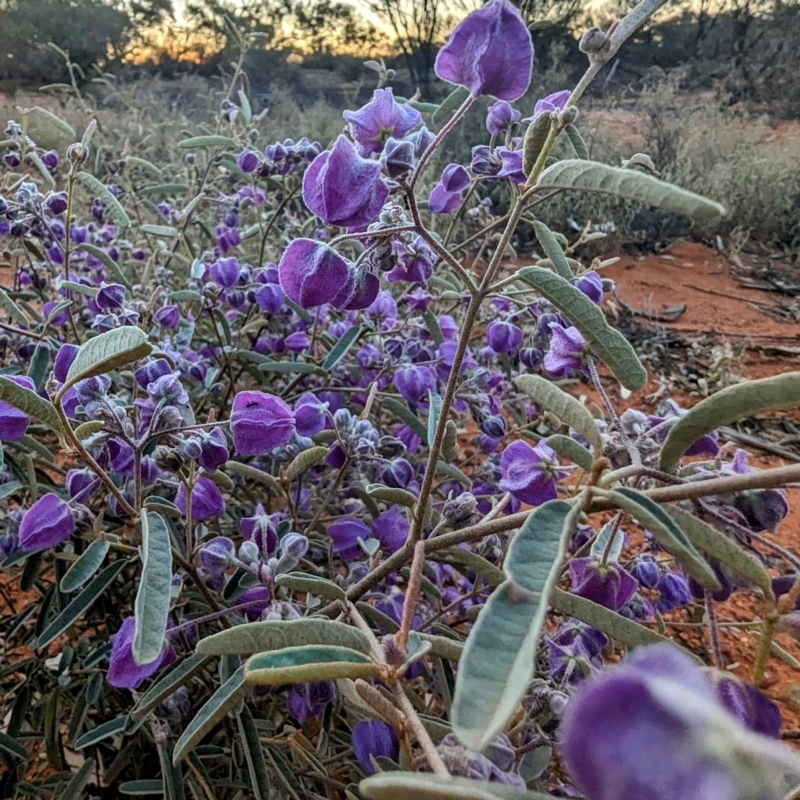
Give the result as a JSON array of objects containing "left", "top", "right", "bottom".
[
  {"left": 659, "top": 372, "right": 800, "bottom": 472},
  {"left": 25, "top": 152, "right": 55, "bottom": 187},
  {"left": 61, "top": 757, "right": 96, "bottom": 800},
  {"left": 62, "top": 326, "right": 152, "bottom": 392},
  {"left": 0, "top": 286, "right": 30, "bottom": 326},
  {"left": 522, "top": 112, "right": 552, "bottom": 177},
  {"left": 663, "top": 505, "right": 773, "bottom": 598},
  {"left": 546, "top": 433, "right": 593, "bottom": 471},
  {"left": 515, "top": 374, "right": 603, "bottom": 454},
  {"left": 133, "top": 512, "right": 173, "bottom": 667},
  {"left": 452, "top": 500, "right": 581, "bottom": 750},
  {"left": 564, "top": 125, "right": 589, "bottom": 159},
  {"left": 27, "top": 342, "right": 51, "bottom": 390},
  {"left": 125, "top": 156, "right": 162, "bottom": 176},
  {"left": 285, "top": 446, "right": 327, "bottom": 481},
  {"left": 195, "top": 618, "right": 371, "bottom": 656},
  {"left": 367, "top": 483, "right": 417, "bottom": 507},
  {"left": 433, "top": 86, "right": 471, "bottom": 126},
  {"left": 140, "top": 224, "right": 180, "bottom": 238},
  {"left": 27, "top": 106, "right": 76, "bottom": 137},
  {"left": 237, "top": 705, "right": 269, "bottom": 800},
  {"left": 275, "top": 572, "right": 346, "bottom": 600},
  {"left": 237, "top": 89, "right": 253, "bottom": 124},
  {"left": 323, "top": 325, "right": 362, "bottom": 371},
  {"left": 590, "top": 521, "right": 623, "bottom": 561},
  {"left": 244, "top": 645, "right": 380, "bottom": 684},
  {"left": 77, "top": 171, "right": 130, "bottom": 227},
  {"left": 516, "top": 267, "right": 647, "bottom": 391},
  {"left": 60, "top": 539, "right": 110, "bottom": 593},
  {"left": 532, "top": 220, "right": 573, "bottom": 280},
  {"left": 361, "top": 772, "right": 556, "bottom": 799},
  {"left": 383, "top": 397, "right": 428, "bottom": 443},
  {"left": 428, "top": 392, "right": 443, "bottom": 449},
  {"left": 173, "top": 666, "right": 247, "bottom": 763},
  {"left": 536, "top": 159, "right": 726, "bottom": 221},
  {"left": 608, "top": 487, "right": 720, "bottom": 589},
  {"left": 74, "top": 716, "right": 127, "bottom": 749},
  {"left": 0, "top": 376, "right": 65, "bottom": 439},
  {"left": 177, "top": 135, "right": 235, "bottom": 148},
  {"left": 78, "top": 242, "right": 131, "bottom": 287}
]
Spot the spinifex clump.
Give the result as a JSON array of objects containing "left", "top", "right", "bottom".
[{"left": 0, "top": 0, "right": 799, "bottom": 797}]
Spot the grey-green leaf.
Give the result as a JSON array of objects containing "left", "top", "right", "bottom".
[
  {"left": 0, "top": 731, "right": 28, "bottom": 760},
  {"left": 195, "top": 618, "right": 370, "bottom": 656},
  {"left": 78, "top": 242, "right": 132, "bottom": 287},
  {"left": 61, "top": 757, "right": 96, "bottom": 800},
  {"left": 323, "top": 325, "right": 362, "bottom": 371},
  {"left": 36, "top": 560, "right": 127, "bottom": 648},
  {"left": 177, "top": 135, "right": 236, "bottom": 148},
  {"left": 361, "top": 772, "right": 555, "bottom": 800},
  {"left": 77, "top": 171, "right": 131, "bottom": 227},
  {"left": 63, "top": 326, "right": 152, "bottom": 391},
  {"left": 285, "top": 446, "right": 327, "bottom": 482},
  {"left": 275, "top": 572, "right": 346, "bottom": 600},
  {"left": 452, "top": 500, "right": 580, "bottom": 750},
  {"left": 546, "top": 433, "right": 593, "bottom": 471},
  {"left": 0, "top": 375, "right": 65, "bottom": 438},
  {"left": 564, "top": 125, "right": 589, "bottom": 159},
  {"left": 532, "top": 220, "right": 573, "bottom": 280},
  {"left": 28, "top": 106, "right": 76, "bottom": 137},
  {"left": 244, "top": 645, "right": 379, "bottom": 685},
  {"left": 60, "top": 539, "right": 110, "bottom": 593},
  {"left": 383, "top": 397, "right": 428, "bottom": 444},
  {"left": 516, "top": 267, "right": 647, "bottom": 391},
  {"left": 428, "top": 392, "right": 443, "bottom": 449},
  {"left": 659, "top": 372, "right": 800, "bottom": 472},
  {"left": 608, "top": 487, "right": 720, "bottom": 589},
  {"left": 75, "top": 715, "right": 127, "bottom": 749},
  {"left": 515, "top": 374, "right": 603, "bottom": 454},
  {"left": 663, "top": 504, "right": 773, "bottom": 599},
  {"left": 133, "top": 512, "right": 173, "bottom": 667},
  {"left": 536, "top": 159, "right": 726, "bottom": 221},
  {"left": 433, "top": 86, "right": 471, "bottom": 127},
  {"left": 0, "top": 286, "right": 30, "bottom": 326},
  {"left": 366, "top": 483, "right": 417, "bottom": 508},
  {"left": 173, "top": 666, "right": 246, "bottom": 763}
]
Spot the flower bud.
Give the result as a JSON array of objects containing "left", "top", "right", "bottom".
[
  {"left": 579, "top": 26, "right": 611, "bottom": 55},
  {"left": 199, "top": 536, "right": 235, "bottom": 575},
  {"left": 238, "top": 540, "right": 260, "bottom": 564}
]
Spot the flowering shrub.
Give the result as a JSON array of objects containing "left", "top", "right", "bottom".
[{"left": 2, "top": 0, "right": 800, "bottom": 797}]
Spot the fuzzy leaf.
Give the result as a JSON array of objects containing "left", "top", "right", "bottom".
[
  {"left": 536, "top": 159, "right": 726, "bottom": 221},
  {"left": 516, "top": 267, "right": 647, "bottom": 391},
  {"left": 79, "top": 242, "right": 131, "bottom": 287},
  {"left": 546, "top": 433, "right": 593, "bottom": 471},
  {"left": 452, "top": 500, "right": 580, "bottom": 750},
  {"left": 285, "top": 446, "right": 328, "bottom": 482},
  {"left": 244, "top": 645, "right": 380, "bottom": 685},
  {"left": 0, "top": 286, "right": 30, "bottom": 326},
  {"left": 60, "top": 539, "right": 110, "bottom": 593},
  {"left": 63, "top": 326, "right": 152, "bottom": 391},
  {"left": 323, "top": 325, "right": 362, "bottom": 371},
  {"left": 383, "top": 397, "right": 428, "bottom": 443},
  {"left": 532, "top": 220, "right": 573, "bottom": 280},
  {"left": 275, "top": 572, "right": 346, "bottom": 600},
  {"left": 237, "top": 705, "right": 270, "bottom": 800},
  {"left": 361, "top": 773, "right": 555, "bottom": 800},
  {"left": 366, "top": 483, "right": 417, "bottom": 507},
  {"left": 608, "top": 487, "right": 720, "bottom": 589},
  {"left": 522, "top": 112, "right": 552, "bottom": 177},
  {"left": 28, "top": 106, "right": 76, "bottom": 137},
  {"left": 515, "top": 374, "right": 603, "bottom": 454},
  {"left": 25, "top": 152, "right": 55, "bottom": 187},
  {"left": 77, "top": 171, "right": 131, "bottom": 227},
  {"left": 564, "top": 125, "right": 589, "bottom": 159},
  {"left": 659, "top": 372, "right": 800, "bottom": 472},
  {"left": 196, "top": 618, "right": 371, "bottom": 656},
  {"left": 178, "top": 135, "right": 236, "bottom": 148},
  {"left": 140, "top": 224, "right": 180, "bottom": 237},
  {"left": 61, "top": 757, "right": 96, "bottom": 800},
  {"left": 0, "top": 375, "right": 65, "bottom": 438},
  {"left": 0, "top": 732, "right": 28, "bottom": 760},
  {"left": 75, "top": 716, "right": 127, "bottom": 749},
  {"left": 125, "top": 156, "right": 162, "bottom": 176},
  {"left": 133, "top": 512, "right": 173, "bottom": 667},
  {"left": 428, "top": 392, "right": 443, "bottom": 449},
  {"left": 173, "top": 666, "right": 247, "bottom": 763},
  {"left": 433, "top": 86, "right": 471, "bottom": 127}
]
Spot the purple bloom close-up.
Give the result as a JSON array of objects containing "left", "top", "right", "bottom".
[
  {"left": 569, "top": 557, "right": 638, "bottom": 610},
  {"left": 352, "top": 719, "right": 400, "bottom": 774},
  {"left": 343, "top": 88, "right": 421, "bottom": 157},
  {"left": 231, "top": 390, "right": 296, "bottom": 457},
  {"left": 19, "top": 493, "right": 75, "bottom": 552},
  {"left": 107, "top": 617, "right": 176, "bottom": 689},
  {"left": 278, "top": 238, "right": 355, "bottom": 310},
  {"left": 499, "top": 439, "right": 565, "bottom": 506},
  {"left": 543, "top": 323, "right": 589, "bottom": 377}
]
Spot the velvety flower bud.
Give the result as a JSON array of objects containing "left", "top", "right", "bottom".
[
  {"left": 0, "top": 375, "right": 36, "bottom": 440},
  {"left": 197, "top": 427, "right": 229, "bottom": 472},
  {"left": 441, "top": 163, "right": 470, "bottom": 193},
  {"left": 480, "top": 415, "right": 506, "bottom": 438},
  {"left": 41, "top": 149, "right": 59, "bottom": 170},
  {"left": 231, "top": 391, "right": 296, "bottom": 457},
  {"left": 486, "top": 100, "right": 521, "bottom": 135},
  {"left": 148, "top": 373, "right": 189, "bottom": 406},
  {"left": 328, "top": 516, "right": 371, "bottom": 560},
  {"left": 199, "top": 536, "right": 235, "bottom": 575},
  {"left": 435, "top": 0, "right": 534, "bottom": 101},
  {"left": 395, "top": 364, "right": 437, "bottom": 405},
  {"left": 574, "top": 270, "right": 604, "bottom": 303},
  {"left": 562, "top": 643, "right": 799, "bottom": 800},
  {"left": 96, "top": 282, "right": 126, "bottom": 310},
  {"left": 107, "top": 617, "right": 176, "bottom": 689},
  {"left": 715, "top": 675, "right": 781, "bottom": 738},
  {"left": 134, "top": 358, "right": 172, "bottom": 390},
  {"left": 486, "top": 320, "right": 523, "bottom": 353},
  {"left": 278, "top": 239, "right": 355, "bottom": 310},
  {"left": 46, "top": 191, "right": 68, "bottom": 215},
  {"left": 302, "top": 135, "right": 388, "bottom": 228},
  {"left": 19, "top": 493, "right": 75, "bottom": 551},
  {"left": 292, "top": 393, "right": 328, "bottom": 437},
  {"left": 175, "top": 476, "right": 225, "bottom": 520},
  {"left": 277, "top": 532, "right": 309, "bottom": 572},
  {"left": 499, "top": 439, "right": 567, "bottom": 506},
  {"left": 442, "top": 491, "right": 478, "bottom": 528},
  {"left": 343, "top": 88, "right": 421, "bottom": 157},
  {"left": 66, "top": 468, "right": 101, "bottom": 501},
  {"left": 429, "top": 182, "right": 462, "bottom": 214},
  {"left": 381, "top": 137, "right": 415, "bottom": 178},
  {"left": 239, "top": 540, "right": 260, "bottom": 564},
  {"left": 254, "top": 282, "right": 285, "bottom": 313},
  {"left": 155, "top": 305, "right": 180, "bottom": 328},
  {"left": 109, "top": 438, "right": 135, "bottom": 475},
  {"left": 543, "top": 323, "right": 589, "bottom": 377},
  {"left": 237, "top": 150, "right": 261, "bottom": 173},
  {"left": 579, "top": 26, "right": 611, "bottom": 55},
  {"left": 287, "top": 680, "right": 335, "bottom": 723},
  {"left": 382, "top": 458, "right": 414, "bottom": 489},
  {"left": 631, "top": 554, "right": 661, "bottom": 589},
  {"left": 570, "top": 557, "right": 638, "bottom": 611},
  {"left": 373, "top": 506, "right": 409, "bottom": 554},
  {"left": 210, "top": 256, "right": 241, "bottom": 288},
  {"left": 655, "top": 570, "right": 692, "bottom": 612},
  {"left": 352, "top": 720, "right": 400, "bottom": 774},
  {"left": 241, "top": 504, "right": 278, "bottom": 555}
]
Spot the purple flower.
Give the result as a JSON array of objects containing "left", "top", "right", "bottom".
[
  {"left": 441, "top": 163, "right": 470, "bottom": 193},
  {"left": 394, "top": 364, "right": 437, "bottom": 405},
  {"left": 66, "top": 468, "right": 101, "bottom": 502},
  {"left": 435, "top": 0, "right": 534, "bottom": 101},
  {"left": 523, "top": 89, "right": 571, "bottom": 123},
  {"left": 198, "top": 427, "right": 229, "bottom": 472},
  {"left": 241, "top": 504, "right": 278, "bottom": 556},
  {"left": 486, "top": 320, "right": 523, "bottom": 353},
  {"left": 486, "top": 100, "right": 521, "bottom": 135},
  {"left": 561, "top": 643, "right": 797, "bottom": 800},
  {"left": 499, "top": 440, "right": 565, "bottom": 506},
  {"left": 254, "top": 283, "right": 285, "bottom": 313},
  {"left": 210, "top": 256, "right": 241, "bottom": 288},
  {"left": 199, "top": 536, "right": 235, "bottom": 574},
  {"left": 278, "top": 239, "right": 355, "bottom": 310},
  {"left": 569, "top": 557, "right": 638, "bottom": 611},
  {"left": 387, "top": 237, "right": 436, "bottom": 286},
  {"left": 96, "top": 283, "right": 126, "bottom": 310},
  {"left": 41, "top": 150, "right": 59, "bottom": 171},
  {"left": 107, "top": 617, "right": 176, "bottom": 689},
  {"left": 293, "top": 393, "right": 328, "bottom": 437},
  {"left": 647, "top": 400, "right": 719, "bottom": 458},
  {"left": 429, "top": 182, "right": 462, "bottom": 214},
  {"left": 715, "top": 676, "right": 782, "bottom": 738},
  {"left": 655, "top": 570, "right": 692, "bottom": 612},
  {"left": 19, "top": 493, "right": 75, "bottom": 552},
  {"left": 574, "top": 270, "right": 604, "bottom": 303},
  {"left": 631, "top": 554, "right": 661, "bottom": 589},
  {"left": 287, "top": 680, "right": 336, "bottom": 723},
  {"left": 328, "top": 517, "right": 371, "bottom": 560},
  {"left": 352, "top": 720, "right": 400, "bottom": 774},
  {"left": 343, "top": 88, "right": 421, "bottom": 157},
  {"left": 303, "top": 135, "right": 388, "bottom": 228},
  {"left": 381, "top": 137, "right": 416, "bottom": 178},
  {"left": 175, "top": 477, "right": 225, "bottom": 520},
  {"left": 543, "top": 323, "right": 589, "bottom": 377},
  {"left": 496, "top": 148, "right": 526, "bottom": 184},
  {"left": 237, "top": 150, "right": 261, "bottom": 173},
  {"left": 231, "top": 391, "right": 296, "bottom": 457},
  {"left": 0, "top": 375, "right": 36, "bottom": 441},
  {"left": 373, "top": 506, "right": 410, "bottom": 554},
  {"left": 155, "top": 305, "right": 180, "bottom": 328}
]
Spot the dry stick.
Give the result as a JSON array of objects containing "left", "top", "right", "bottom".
[
  {"left": 704, "top": 588, "right": 724, "bottom": 669},
  {"left": 397, "top": 541, "right": 426, "bottom": 650}
]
